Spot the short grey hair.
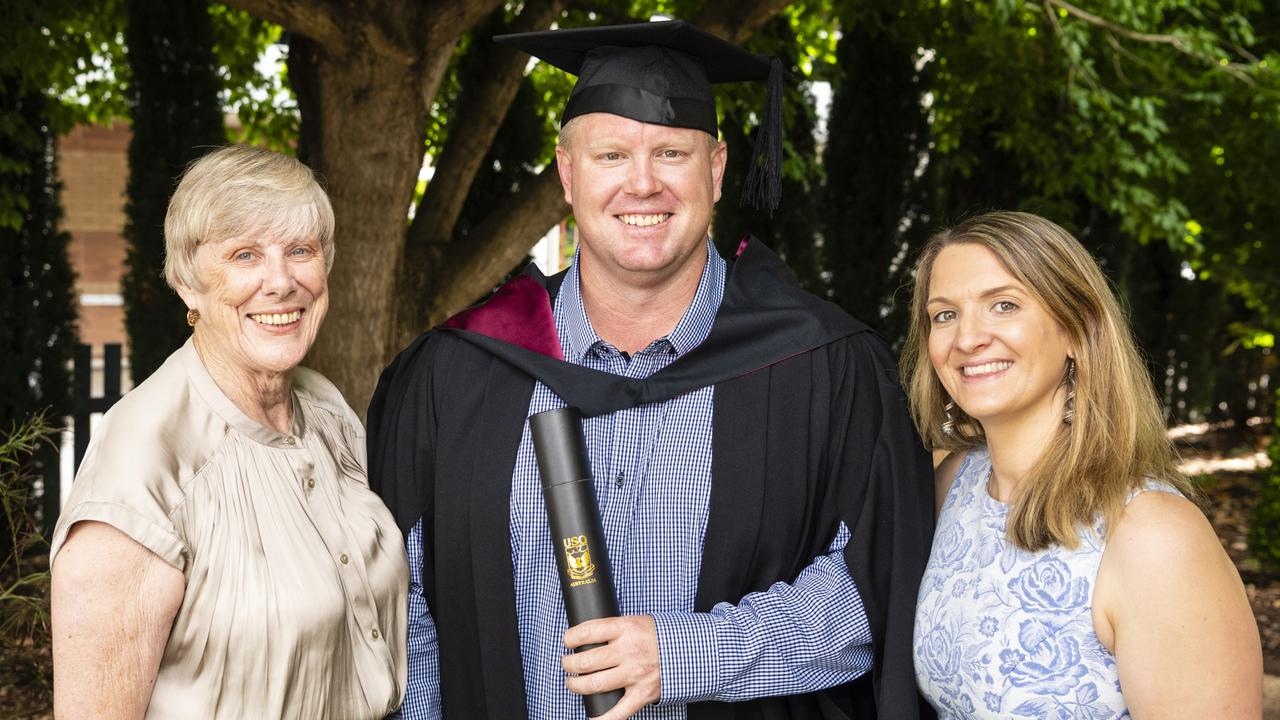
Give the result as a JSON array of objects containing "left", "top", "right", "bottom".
[{"left": 164, "top": 144, "right": 335, "bottom": 291}]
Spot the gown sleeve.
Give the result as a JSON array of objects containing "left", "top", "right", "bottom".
[
  {"left": 832, "top": 332, "right": 937, "bottom": 719},
  {"left": 367, "top": 332, "right": 442, "bottom": 533},
  {"left": 368, "top": 335, "right": 448, "bottom": 719}
]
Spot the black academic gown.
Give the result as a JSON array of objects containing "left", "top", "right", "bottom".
[{"left": 369, "top": 239, "right": 936, "bottom": 720}]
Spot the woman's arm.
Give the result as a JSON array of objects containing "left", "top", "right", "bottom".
[
  {"left": 51, "top": 521, "right": 185, "bottom": 720},
  {"left": 1093, "top": 491, "right": 1261, "bottom": 719}
]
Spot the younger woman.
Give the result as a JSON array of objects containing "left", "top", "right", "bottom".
[{"left": 904, "top": 211, "right": 1260, "bottom": 718}]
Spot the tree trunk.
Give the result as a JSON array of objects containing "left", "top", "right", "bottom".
[{"left": 288, "top": 34, "right": 438, "bottom": 411}]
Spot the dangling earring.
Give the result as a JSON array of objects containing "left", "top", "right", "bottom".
[
  {"left": 1063, "top": 358, "right": 1076, "bottom": 425},
  {"left": 186, "top": 308, "right": 200, "bottom": 327},
  {"left": 941, "top": 401, "right": 957, "bottom": 437}
]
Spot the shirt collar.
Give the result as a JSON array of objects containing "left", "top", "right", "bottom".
[
  {"left": 558, "top": 239, "right": 726, "bottom": 362},
  {"left": 180, "top": 337, "right": 306, "bottom": 449}
]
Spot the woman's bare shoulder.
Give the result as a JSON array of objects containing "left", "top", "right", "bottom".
[{"left": 1098, "top": 487, "right": 1240, "bottom": 618}]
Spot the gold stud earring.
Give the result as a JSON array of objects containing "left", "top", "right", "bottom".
[{"left": 186, "top": 308, "right": 200, "bottom": 327}]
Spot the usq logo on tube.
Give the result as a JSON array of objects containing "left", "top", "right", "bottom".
[{"left": 563, "top": 534, "right": 598, "bottom": 586}]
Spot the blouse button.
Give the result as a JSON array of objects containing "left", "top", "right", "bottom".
[
  {"left": 371, "top": 628, "right": 381, "bottom": 640},
  {"left": 306, "top": 478, "right": 315, "bottom": 489},
  {"left": 339, "top": 553, "right": 349, "bottom": 564},
  {"left": 283, "top": 436, "right": 296, "bottom": 446}
]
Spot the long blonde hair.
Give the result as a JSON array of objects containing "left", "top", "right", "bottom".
[{"left": 900, "top": 211, "right": 1195, "bottom": 551}]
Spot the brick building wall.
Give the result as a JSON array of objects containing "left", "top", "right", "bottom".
[{"left": 58, "top": 122, "right": 130, "bottom": 382}]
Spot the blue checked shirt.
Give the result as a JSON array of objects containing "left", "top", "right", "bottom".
[{"left": 396, "top": 241, "right": 872, "bottom": 719}]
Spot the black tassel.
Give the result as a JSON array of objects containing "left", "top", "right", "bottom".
[{"left": 740, "top": 56, "right": 784, "bottom": 215}]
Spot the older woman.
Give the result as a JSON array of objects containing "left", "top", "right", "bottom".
[
  {"left": 903, "top": 211, "right": 1260, "bottom": 718},
  {"left": 50, "top": 145, "right": 406, "bottom": 718}
]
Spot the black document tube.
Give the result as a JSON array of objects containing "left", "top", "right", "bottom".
[{"left": 530, "top": 406, "right": 624, "bottom": 717}]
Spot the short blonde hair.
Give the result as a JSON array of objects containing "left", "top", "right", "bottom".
[
  {"left": 557, "top": 114, "right": 720, "bottom": 152},
  {"left": 557, "top": 116, "right": 583, "bottom": 149},
  {"left": 164, "top": 144, "right": 335, "bottom": 291},
  {"left": 900, "top": 211, "right": 1195, "bottom": 551}
]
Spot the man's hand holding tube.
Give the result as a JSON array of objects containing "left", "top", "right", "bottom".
[{"left": 564, "top": 614, "right": 662, "bottom": 719}]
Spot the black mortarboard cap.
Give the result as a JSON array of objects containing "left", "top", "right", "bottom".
[{"left": 495, "top": 20, "right": 785, "bottom": 213}]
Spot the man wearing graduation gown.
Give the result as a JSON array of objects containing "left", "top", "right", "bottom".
[{"left": 369, "top": 20, "right": 935, "bottom": 720}]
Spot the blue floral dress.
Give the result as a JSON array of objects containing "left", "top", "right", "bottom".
[{"left": 914, "top": 448, "right": 1166, "bottom": 719}]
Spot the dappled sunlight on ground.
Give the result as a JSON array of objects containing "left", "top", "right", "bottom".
[{"left": 1179, "top": 450, "right": 1271, "bottom": 476}]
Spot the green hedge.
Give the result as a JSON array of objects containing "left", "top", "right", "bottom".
[{"left": 1248, "top": 387, "right": 1280, "bottom": 572}]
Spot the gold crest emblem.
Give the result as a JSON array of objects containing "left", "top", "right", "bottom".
[{"left": 562, "top": 535, "right": 596, "bottom": 581}]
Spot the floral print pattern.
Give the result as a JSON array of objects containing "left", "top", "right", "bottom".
[{"left": 913, "top": 448, "right": 1147, "bottom": 719}]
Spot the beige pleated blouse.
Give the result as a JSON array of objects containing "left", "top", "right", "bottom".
[{"left": 51, "top": 339, "right": 407, "bottom": 719}]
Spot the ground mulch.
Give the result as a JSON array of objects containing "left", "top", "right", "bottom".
[
  {"left": 0, "top": 640, "right": 50, "bottom": 719},
  {"left": 0, "top": 558, "right": 51, "bottom": 719}
]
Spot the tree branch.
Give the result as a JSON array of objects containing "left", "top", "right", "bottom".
[
  {"left": 1042, "top": 0, "right": 1101, "bottom": 91},
  {"left": 1046, "top": 0, "right": 1192, "bottom": 47},
  {"left": 1106, "top": 33, "right": 1136, "bottom": 86},
  {"left": 563, "top": 0, "right": 644, "bottom": 25},
  {"left": 426, "top": 167, "right": 569, "bottom": 328},
  {"left": 422, "top": 0, "right": 509, "bottom": 38},
  {"left": 410, "top": 0, "right": 507, "bottom": 77},
  {"left": 352, "top": 2, "right": 421, "bottom": 67},
  {"left": 405, "top": 0, "right": 564, "bottom": 252},
  {"left": 692, "top": 0, "right": 793, "bottom": 43},
  {"left": 219, "top": 0, "right": 347, "bottom": 50},
  {"left": 1043, "top": 0, "right": 1256, "bottom": 84}
]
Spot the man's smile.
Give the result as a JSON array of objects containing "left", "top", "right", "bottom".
[{"left": 616, "top": 213, "right": 672, "bottom": 227}]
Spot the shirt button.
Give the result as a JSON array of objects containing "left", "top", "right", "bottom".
[
  {"left": 283, "top": 436, "right": 296, "bottom": 446},
  {"left": 371, "top": 628, "right": 381, "bottom": 640},
  {"left": 615, "top": 473, "right": 624, "bottom": 487},
  {"left": 339, "top": 553, "right": 349, "bottom": 564},
  {"left": 306, "top": 478, "right": 315, "bottom": 489}
]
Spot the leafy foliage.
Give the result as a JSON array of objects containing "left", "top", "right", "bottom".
[
  {"left": 921, "top": 0, "right": 1280, "bottom": 322},
  {"left": 0, "top": 19, "right": 90, "bottom": 713},
  {"left": 0, "top": 81, "right": 78, "bottom": 432},
  {"left": 0, "top": 411, "right": 57, "bottom": 716},
  {"left": 0, "top": 41, "right": 78, "bottom": 622},
  {"left": 818, "top": 0, "right": 934, "bottom": 341},
  {"left": 210, "top": 5, "right": 296, "bottom": 153},
  {"left": 0, "top": 0, "right": 127, "bottom": 232},
  {"left": 120, "top": 0, "right": 226, "bottom": 383},
  {"left": 796, "top": 0, "right": 1279, "bottom": 423},
  {"left": 1249, "top": 397, "right": 1280, "bottom": 572}
]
